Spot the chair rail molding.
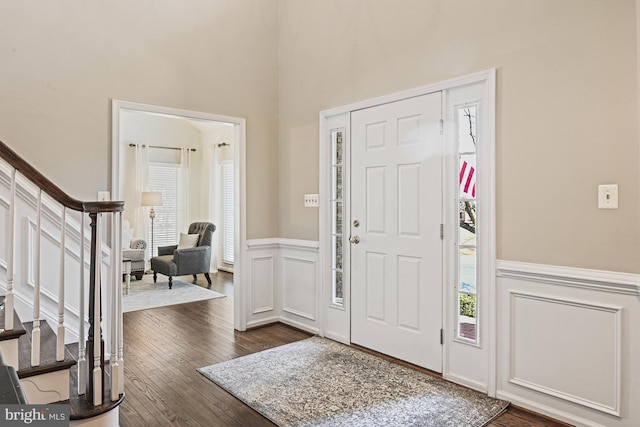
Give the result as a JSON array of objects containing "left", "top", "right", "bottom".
[{"left": 496, "top": 260, "right": 640, "bottom": 295}]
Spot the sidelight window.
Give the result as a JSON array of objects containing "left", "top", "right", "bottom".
[
  {"left": 456, "top": 105, "right": 478, "bottom": 344},
  {"left": 331, "top": 129, "right": 344, "bottom": 306}
]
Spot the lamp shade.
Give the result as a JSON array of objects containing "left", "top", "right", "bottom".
[{"left": 141, "top": 191, "right": 163, "bottom": 207}]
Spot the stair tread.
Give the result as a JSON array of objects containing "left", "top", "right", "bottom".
[
  {"left": 0, "top": 296, "right": 27, "bottom": 341},
  {"left": 18, "top": 320, "right": 76, "bottom": 378},
  {"left": 68, "top": 363, "right": 124, "bottom": 420}
]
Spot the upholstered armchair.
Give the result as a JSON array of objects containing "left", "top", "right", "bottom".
[
  {"left": 150, "top": 222, "right": 215, "bottom": 289},
  {"left": 123, "top": 238, "right": 147, "bottom": 280}
]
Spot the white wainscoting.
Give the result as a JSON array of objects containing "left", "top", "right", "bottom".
[
  {"left": 497, "top": 261, "right": 640, "bottom": 427},
  {"left": 250, "top": 255, "right": 275, "bottom": 315},
  {"left": 245, "top": 239, "right": 319, "bottom": 333}
]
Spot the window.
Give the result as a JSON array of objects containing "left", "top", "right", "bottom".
[
  {"left": 147, "top": 162, "right": 181, "bottom": 259},
  {"left": 221, "top": 161, "right": 234, "bottom": 264},
  {"left": 331, "top": 129, "right": 344, "bottom": 305},
  {"left": 456, "top": 105, "right": 478, "bottom": 344}
]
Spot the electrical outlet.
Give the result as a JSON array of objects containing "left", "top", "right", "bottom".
[
  {"left": 304, "top": 194, "right": 319, "bottom": 208},
  {"left": 97, "top": 191, "right": 110, "bottom": 201}
]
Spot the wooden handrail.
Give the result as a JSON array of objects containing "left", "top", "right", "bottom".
[
  {"left": 83, "top": 201, "right": 125, "bottom": 214},
  {"left": 0, "top": 139, "right": 85, "bottom": 212},
  {"left": 1, "top": 139, "right": 125, "bottom": 411},
  {"left": 0, "top": 140, "right": 125, "bottom": 215}
]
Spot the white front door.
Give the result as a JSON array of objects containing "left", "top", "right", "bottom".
[{"left": 350, "top": 92, "right": 443, "bottom": 371}]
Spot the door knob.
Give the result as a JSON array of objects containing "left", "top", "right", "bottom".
[{"left": 349, "top": 235, "right": 360, "bottom": 244}]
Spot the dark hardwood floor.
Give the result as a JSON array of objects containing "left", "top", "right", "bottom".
[{"left": 120, "top": 272, "right": 571, "bottom": 427}]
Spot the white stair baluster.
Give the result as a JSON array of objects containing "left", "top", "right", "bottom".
[
  {"left": 77, "top": 212, "right": 86, "bottom": 395},
  {"left": 110, "top": 212, "right": 122, "bottom": 401},
  {"left": 5, "top": 168, "right": 16, "bottom": 330},
  {"left": 117, "top": 217, "right": 125, "bottom": 397},
  {"left": 57, "top": 207, "right": 67, "bottom": 361},
  {"left": 31, "top": 188, "right": 42, "bottom": 367},
  {"left": 93, "top": 212, "right": 103, "bottom": 406}
]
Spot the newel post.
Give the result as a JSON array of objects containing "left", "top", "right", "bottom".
[{"left": 86, "top": 211, "right": 104, "bottom": 402}]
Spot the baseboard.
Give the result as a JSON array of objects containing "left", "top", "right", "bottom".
[
  {"left": 496, "top": 391, "right": 608, "bottom": 427},
  {"left": 322, "top": 331, "right": 349, "bottom": 345},
  {"left": 245, "top": 316, "right": 280, "bottom": 330},
  {"left": 443, "top": 373, "right": 487, "bottom": 394},
  {"left": 277, "top": 317, "right": 318, "bottom": 336}
]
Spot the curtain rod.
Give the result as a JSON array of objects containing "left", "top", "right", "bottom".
[{"left": 129, "top": 143, "right": 196, "bottom": 152}]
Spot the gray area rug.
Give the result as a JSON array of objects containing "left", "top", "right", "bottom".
[
  {"left": 122, "top": 276, "right": 225, "bottom": 312},
  {"left": 198, "top": 337, "right": 509, "bottom": 427}
]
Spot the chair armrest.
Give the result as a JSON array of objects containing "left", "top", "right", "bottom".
[
  {"left": 174, "top": 246, "right": 208, "bottom": 259},
  {"left": 174, "top": 246, "right": 211, "bottom": 274},
  {"left": 158, "top": 245, "right": 178, "bottom": 256}
]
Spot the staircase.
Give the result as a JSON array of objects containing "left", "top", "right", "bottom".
[{"left": 0, "top": 140, "right": 125, "bottom": 426}]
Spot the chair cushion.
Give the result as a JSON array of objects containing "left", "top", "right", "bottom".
[
  {"left": 177, "top": 233, "right": 199, "bottom": 249},
  {"left": 123, "top": 248, "right": 145, "bottom": 262}
]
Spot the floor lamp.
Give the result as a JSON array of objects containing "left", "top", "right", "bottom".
[{"left": 141, "top": 191, "right": 163, "bottom": 260}]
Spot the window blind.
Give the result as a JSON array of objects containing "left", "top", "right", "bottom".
[
  {"left": 147, "top": 163, "right": 181, "bottom": 259},
  {"left": 221, "top": 162, "right": 234, "bottom": 264}
]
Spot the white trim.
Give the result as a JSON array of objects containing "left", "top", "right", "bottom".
[
  {"left": 319, "top": 69, "right": 497, "bottom": 393},
  {"left": 444, "top": 373, "right": 487, "bottom": 394},
  {"left": 318, "top": 115, "right": 351, "bottom": 341},
  {"left": 246, "top": 238, "right": 318, "bottom": 251},
  {"left": 245, "top": 316, "right": 281, "bottom": 330},
  {"left": 496, "top": 391, "right": 609, "bottom": 427},
  {"left": 246, "top": 238, "right": 280, "bottom": 250},
  {"left": 278, "top": 316, "right": 319, "bottom": 335},
  {"left": 484, "top": 70, "right": 497, "bottom": 397},
  {"left": 321, "top": 69, "right": 497, "bottom": 117},
  {"left": 496, "top": 260, "right": 640, "bottom": 295},
  {"left": 110, "top": 99, "right": 247, "bottom": 331}
]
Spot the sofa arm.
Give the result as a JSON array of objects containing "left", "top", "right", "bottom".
[
  {"left": 158, "top": 245, "right": 178, "bottom": 256},
  {"left": 130, "top": 238, "right": 147, "bottom": 250}
]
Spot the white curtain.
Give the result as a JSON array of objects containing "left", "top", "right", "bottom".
[
  {"left": 133, "top": 144, "right": 149, "bottom": 239},
  {"left": 178, "top": 148, "right": 190, "bottom": 233}
]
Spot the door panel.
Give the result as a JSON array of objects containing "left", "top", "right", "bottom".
[{"left": 351, "top": 92, "right": 443, "bottom": 371}]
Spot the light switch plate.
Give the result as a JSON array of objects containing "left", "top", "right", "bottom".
[
  {"left": 304, "top": 194, "right": 319, "bottom": 208},
  {"left": 97, "top": 191, "right": 110, "bottom": 201},
  {"left": 598, "top": 184, "right": 618, "bottom": 209}
]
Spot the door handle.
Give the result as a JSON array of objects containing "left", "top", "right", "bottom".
[{"left": 349, "top": 235, "right": 360, "bottom": 244}]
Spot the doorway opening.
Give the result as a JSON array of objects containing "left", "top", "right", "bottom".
[{"left": 111, "top": 100, "right": 246, "bottom": 328}]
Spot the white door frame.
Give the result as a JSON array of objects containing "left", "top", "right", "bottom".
[
  {"left": 110, "top": 99, "right": 247, "bottom": 331},
  {"left": 319, "top": 69, "right": 496, "bottom": 394}
]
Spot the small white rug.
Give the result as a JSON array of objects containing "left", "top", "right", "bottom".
[{"left": 122, "top": 276, "right": 225, "bottom": 313}]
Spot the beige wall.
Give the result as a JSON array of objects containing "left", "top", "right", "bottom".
[
  {"left": 0, "top": 0, "right": 279, "bottom": 239},
  {"left": 1, "top": 1, "right": 638, "bottom": 272},
  {"left": 278, "top": 0, "right": 640, "bottom": 273}
]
